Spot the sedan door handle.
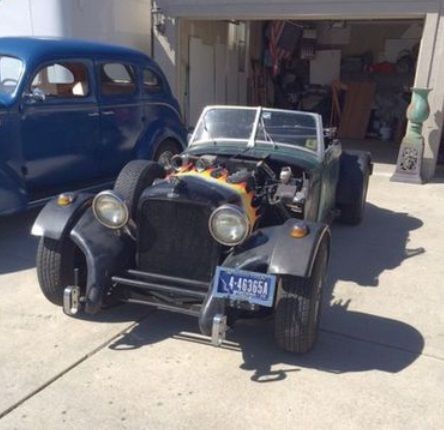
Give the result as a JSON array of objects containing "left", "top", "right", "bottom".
[
  {"left": 102, "top": 110, "right": 115, "bottom": 116},
  {"left": 88, "top": 112, "right": 99, "bottom": 117}
]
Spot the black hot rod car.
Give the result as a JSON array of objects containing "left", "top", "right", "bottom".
[{"left": 32, "top": 106, "right": 372, "bottom": 353}]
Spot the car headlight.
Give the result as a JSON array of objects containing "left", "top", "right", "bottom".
[
  {"left": 92, "top": 191, "right": 129, "bottom": 229},
  {"left": 209, "top": 204, "right": 250, "bottom": 246}
]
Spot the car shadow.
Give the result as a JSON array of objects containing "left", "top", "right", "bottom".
[
  {"left": 108, "top": 202, "right": 426, "bottom": 380},
  {"left": 326, "top": 203, "right": 425, "bottom": 288},
  {"left": 0, "top": 209, "right": 40, "bottom": 274},
  {"left": 1, "top": 201, "right": 427, "bottom": 380}
]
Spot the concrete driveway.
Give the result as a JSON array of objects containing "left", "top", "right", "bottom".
[{"left": 0, "top": 167, "right": 443, "bottom": 429}]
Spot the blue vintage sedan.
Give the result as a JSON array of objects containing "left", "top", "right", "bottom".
[{"left": 0, "top": 37, "right": 186, "bottom": 215}]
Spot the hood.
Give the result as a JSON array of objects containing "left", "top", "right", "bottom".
[{"left": 139, "top": 166, "right": 259, "bottom": 227}]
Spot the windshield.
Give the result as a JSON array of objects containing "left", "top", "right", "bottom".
[
  {"left": 191, "top": 107, "right": 320, "bottom": 153},
  {"left": 0, "top": 55, "right": 23, "bottom": 97}
]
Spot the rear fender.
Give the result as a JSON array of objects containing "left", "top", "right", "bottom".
[
  {"left": 31, "top": 193, "right": 93, "bottom": 240},
  {"left": 70, "top": 209, "right": 133, "bottom": 313},
  {"left": 137, "top": 122, "right": 186, "bottom": 160}
]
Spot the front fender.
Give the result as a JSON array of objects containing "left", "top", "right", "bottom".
[
  {"left": 223, "top": 219, "right": 330, "bottom": 278},
  {"left": 199, "top": 220, "right": 330, "bottom": 335},
  {"left": 31, "top": 193, "right": 93, "bottom": 240},
  {"left": 70, "top": 209, "right": 133, "bottom": 313}
]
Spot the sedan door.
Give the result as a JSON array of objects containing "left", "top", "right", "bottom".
[
  {"left": 20, "top": 60, "right": 101, "bottom": 196},
  {"left": 97, "top": 61, "right": 144, "bottom": 179}
]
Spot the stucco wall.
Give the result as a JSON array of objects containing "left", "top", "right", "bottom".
[{"left": 0, "top": 0, "right": 151, "bottom": 53}]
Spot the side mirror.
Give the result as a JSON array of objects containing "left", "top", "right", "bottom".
[
  {"left": 23, "top": 88, "right": 46, "bottom": 104},
  {"left": 323, "top": 127, "right": 337, "bottom": 139}
]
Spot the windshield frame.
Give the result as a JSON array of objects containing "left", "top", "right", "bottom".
[
  {"left": 190, "top": 105, "right": 325, "bottom": 160},
  {"left": 0, "top": 54, "right": 25, "bottom": 100}
]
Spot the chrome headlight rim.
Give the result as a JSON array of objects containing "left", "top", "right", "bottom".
[
  {"left": 209, "top": 204, "right": 250, "bottom": 247},
  {"left": 92, "top": 190, "right": 129, "bottom": 230}
]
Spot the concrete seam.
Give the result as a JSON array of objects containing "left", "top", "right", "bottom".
[
  {"left": 320, "top": 328, "right": 444, "bottom": 361},
  {"left": 0, "top": 309, "right": 157, "bottom": 421},
  {"left": 1, "top": 312, "right": 441, "bottom": 420}
]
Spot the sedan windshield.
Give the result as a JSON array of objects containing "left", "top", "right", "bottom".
[
  {"left": 191, "top": 107, "right": 319, "bottom": 153},
  {"left": 0, "top": 55, "right": 23, "bottom": 97}
]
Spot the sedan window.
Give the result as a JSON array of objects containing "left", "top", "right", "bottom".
[
  {"left": 31, "top": 62, "right": 90, "bottom": 98},
  {"left": 0, "top": 55, "right": 23, "bottom": 96},
  {"left": 100, "top": 63, "right": 136, "bottom": 96},
  {"left": 143, "top": 68, "right": 162, "bottom": 94}
]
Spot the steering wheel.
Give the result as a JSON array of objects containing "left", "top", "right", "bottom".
[{"left": 0, "top": 78, "right": 18, "bottom": 87}]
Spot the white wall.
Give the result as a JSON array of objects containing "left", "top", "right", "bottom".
[
  {"left": 0, "top": 0, "right": 152, "bottom": 53},
  {"left": 156, "top": 0, "right": 434, "bottom": 19},
  {"left": 152, "top": 15, "right": 177, "bottom": 97}
]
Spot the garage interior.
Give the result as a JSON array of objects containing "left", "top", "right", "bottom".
[{"left": 178, "top": 18, "right": 444, "bottom": 165}]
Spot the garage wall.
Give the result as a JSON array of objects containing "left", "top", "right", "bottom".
[{"left": 340, "top": 21, "right": 421, "bottom": 60}]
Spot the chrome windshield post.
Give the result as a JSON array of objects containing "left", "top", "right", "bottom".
[{"left": 247, "top": 106, "right": 262, "bottom": 148}]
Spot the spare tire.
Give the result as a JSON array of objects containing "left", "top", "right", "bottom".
[{"left": 114, "top": 160, "right": 165, "bottom": 220}]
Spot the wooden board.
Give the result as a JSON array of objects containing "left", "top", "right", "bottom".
[{"left": 338, "top": 82, "right": 376, "bottom": 139}]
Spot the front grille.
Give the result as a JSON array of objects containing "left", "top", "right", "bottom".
[{"left": 137, "top": 199, "right": 220, "bottom": 282}]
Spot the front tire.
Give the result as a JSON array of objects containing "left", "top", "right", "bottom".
[
  {"left": 36, "top": 237, "right": 84, "bottom": 306},
  {"left": 274, "top": 240, "right": 329, "bottom": 353}
]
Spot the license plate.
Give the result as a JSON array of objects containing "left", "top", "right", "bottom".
[{"left": 212, "top": 266, "right": 276, "bottom": 307}]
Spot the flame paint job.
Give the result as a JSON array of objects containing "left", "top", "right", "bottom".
[{"left": 172, "top": 166, "right": 259, "bottom": 228}]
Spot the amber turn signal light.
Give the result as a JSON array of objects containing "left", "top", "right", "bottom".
[
  {"left": 57, "top": 193, "right": 74, "bottom": 206},
  {"left": 290, "top": 224, "right": 308, "bottom": 238}
]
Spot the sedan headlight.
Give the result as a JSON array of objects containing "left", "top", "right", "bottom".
[
  {"left": 209, "top": 204, "right": 250, "bottom": 246},
  {"left": 92, "top": 191, "right": 129, "bottom": 229}
]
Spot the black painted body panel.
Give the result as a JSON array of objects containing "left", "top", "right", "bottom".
[
  {"left": 70, "top": 209, "right": 133, "bottom": 313},
  {"left": 32, "top": 192, "right": 93, "bottom": 240},
  {"left": 223, "top": 219, "right": 330, "bottom": 278}
]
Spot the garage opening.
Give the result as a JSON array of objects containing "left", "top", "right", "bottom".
[{"left": 180, "top": 18, "right": 424, "bottom": 165}]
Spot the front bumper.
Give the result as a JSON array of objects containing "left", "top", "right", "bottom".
[{"left": 111, "top": 269, "right": 226, "bottom": 337}]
